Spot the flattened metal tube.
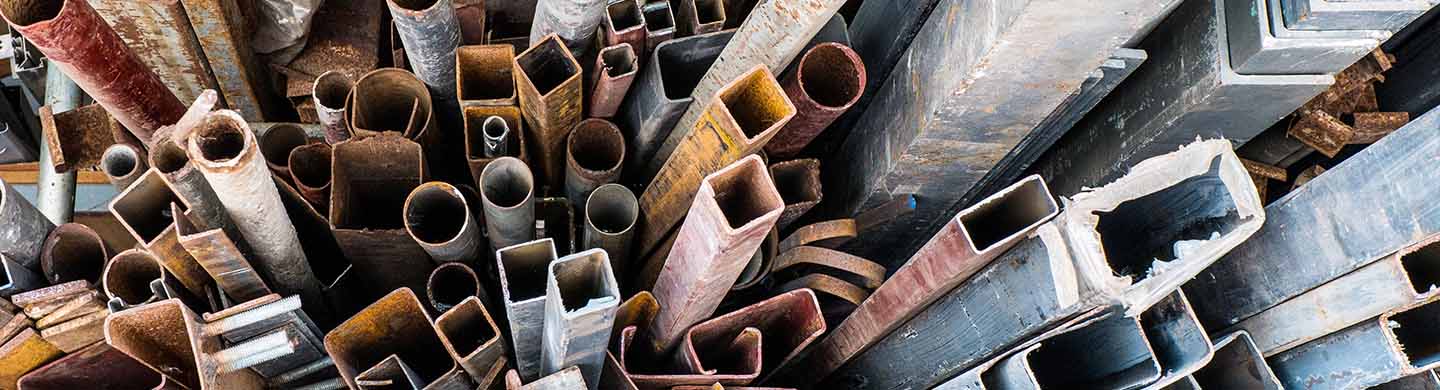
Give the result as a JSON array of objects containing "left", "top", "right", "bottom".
[
  {"left": 436, "top": 296, "right": 508, "bottom": 389},
  {"left": 582, "top": 184, "right": 638, "bottom": 276},
  {"left": 313, "top": 71, "right": 353, "bottom": 144},
  {"left": 39, "top": 223, "right": 108, "bottom": 284},
  {"left": 427, "top": 263, "right": 482, "bottom": 314},
  {"left": 482, "top": 157, "right": 538, "bottom": 250},
  {"left": 387, "top": 0, "right": 463, "bottom": 127},
  {"left": 188, "top": 110, "right": 327, "bottom": 321},
  {"left": 288, "top": 143, "right": 333, "bottom": 212},
  {"left": 564, "top": 119, "right": 625, "bottom": 210},
  {"left": 541, "top": 249, "right": 621, "bottom": 388},
  {"left": 589, "top": 44, "right": 639, "bottom": 119},
  {"left": 0, "top": 0, "right": 185, "bottom": 143},
  {"left": 764, "top": 43, "right": 865, "bottom": 159},
  {"left": 497, "top": 238, "right": 560, "bottom": 382},
  {"left": 257, "top": 124, "right": 310, "bottom": 180},
  {"left": 529, "top": 0, "right": 606, "bottom": 58},
  {"left": 0, "top": 177, "right": 57, "bottom": 269},
  {"left": 515, "top": 35, "right": 583, "bottom": 190},
  {"left": 101, "top": 249, "right": 162, "bottom": 307},
  {"left": 100, "top": 144, "right": 146, "bottom": 192},
  {"left": 406, "top": 182, "right": 484, "bottom": 263},
  {"left": 646, "top": 155, "right": 784, "bottom": 355},
  {"left": 484, "top": 116, "right": 511, "bottom": 158}
]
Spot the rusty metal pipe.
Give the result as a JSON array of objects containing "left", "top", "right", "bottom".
[
  {"left": 456, "top": 45, "right": 517, "bottom": 108},
  {"left": 636, "top": 65, "right": 795, "bottom": 285},
  {"left": 482, "top": 157, "right": 538, "bottom": 250},
  {"left": 0, "top": 329, "right": 63, "bottom": 389},
  {"left": 764, "top": 43, "right": 864, "bottom": 159},
  {"left": 620, "top": 30, "right": 731, "bottom": 176},
  {"left": 100, "top": 143, "right": 146, "bottom": 192},
  {"left": 484, "top": 116, "right": 512, "bottom": 158},
  {"left": 590, "top": 44, "right": 639, "bottom": 119},
  {"left": 348, "top": 68, "right": 435, "bottom": 140},
  {"left": 541, "top": 249, "right": 621, "bottom": 388},
  {"left": 497, "top": 238, "right": 560, "bottom": 381},
  {"left": 529, "top": 0, "right": 605, "bottom": 58},
  {"left": 583, "top": 184, "right": 638, "bottom": 276},
  {"left": 0, "top": 0, "right": 185, "bottom": 144},
  {"left": 329, "top": 134, "right": 433, "bottom": 302},
  {"left": 288, "top": 143, "right": 333, "bottom": 212},
  {"left": 680, "top": 288, "right": 824, "bottom": 382},
  {"left": 101, "top": 249, "right": 162, "bottom": 307},
  {"left": 436, "top": 296, "right": 508, "bottom": 389},
  {"left": 108, "top": 170, "right": 212, "bottom": 297},
  {"left": 427, "top": 262, "right": 482, "bottom": 314},
  {"left": 673, "top": 0, "right": 725, "bottom": 36},
  {"left": 39, "top": 223, "right": 108, "bottom": 285},
  {"left": 604, "top": 0, "right": 646, "bottom": 57},
  {"left": 565, "top": 119, "right": 625, "bottom": 210},
  {"left": 0, "top": 177, "right": 54, "bottom": 270},
  {"left": 515, "top": 34, "right": 583, "bottom": 191},
  {"left": 149, "top": 139, "right": 238, "bottom": 247},
  {"left": 188, "top": 110, "right": 327, "bottom": 320},
  {"left": 314, "top": 71, "right": 353, "bottom": 144},
  {"left": 645, "top": 155, "right": 784, "bottom": 355},
  {"left": 386, "top": 0, "right": 463, "bottom": 128},
  {"left": 257, "top": 123, "right": 310, "bottom": 180},
  {"left": 405, "top": 182, "right": 483, "bottom": 263},
  {"left": 174, "top": 203, "right": 271, "bottom": 303},
  {"left": 642, "top": 1, "right": 677, "bottom": 55},
  {"left": 16, "top": 343, "right": 169, "bottom": 390},
  {"left": 324, "top": 288, "right": 454, "bottom": 388},
  {"left": 769, "top": 159, "right": 821, "bottom": 230}
]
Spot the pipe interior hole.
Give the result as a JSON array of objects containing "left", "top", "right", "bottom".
[
  {"left": 0, "top": 0, "right": 62, "bottom": 27},
  {"left": 799, "top": 45, "right": 863, "bottom": 108},
  {"left": 1390, "top": 299, "right": 1440, "bottom": 367},
  {"left": 608, "top": 0, "right": 644, "bottom": 30},
  {"left": 408, "top": 186, "right": 468, "bottom": 243},
  {"left": 721, "top": 70, "right": 790, "bottom": 139},
  {"left": 482, "top": 161, "right": 533, "bottom": 208},
  {"left": 710, "top": 163, "right": 779, "bottom": 230},
  {"left": 48, "top": 227, "right": 106, "bottom": 283},
  {"left": 437, "top": 300, "right": 497, "bottom": 356},
  {"left": 518, "top": 41, "right": 578, "bottom": 96},
  {"left": 696, "top": 0, "right": 724, "bottom": 24},
  {"left": 484, "top": 116, "right": 509, "bottom": 140},
  {"left": 389, "top": 0, "right": 438, "bottom": 11},
  {"left": 657, "top": 37, "right": 722, "bottom": 100},
  {"left": 601, "top": 47, "right": 637, "bottom": 77},
  {"left": 105, "top": 252, "right": 161, "bottom": 305},
  {"left": 1029, "top": 315, "right": 1159, "bottom": 388},
  {"left": 289, "top": 144, "right": 332, "bottom": 188},
  {"left": 771, "top": 162, "right": 821, "bottom": 205},
  {"left": 195, "top": 119, "right": 247, "bottom": 162},
  {"left": 643, "top": 3, "right": 675, "bottom": 31},
  {"left": 587, "top": 187, "right": 637, "bottom": 234},
  {"left": 695, "top": 331, "right": 759, "bottom": 374},
  {"left": 314, "top": 73, "right": 352, "bottom": 109},
  {"left": 458, "top": 47, "right": 515, "bottom": 101},
  {"left": 103, "top": 146, "right": 139, "bottom": 178},
  {"left": 429, "top": 264, "right": 479, "bottom": 308},
  {"left": 1094, "top": 157, "right": 1240, "bottom": 280},
  {"left": 960, "top": 179, "right": 1055, "bottom": 252},
  {"left": 553, "top": 255, "right": 616, "bottom": 311},
  {"left": 570, "top": 122, "right": 623, "bottom": 172},
  {"left": 1403, "top": 240, "right": 1440, "bottom": 295},
  {"left": 151, "top": 141, "right": 190, "bottom": 174},
  {"left": 499, "top": 243, "right": 552, "bottom": 302},
  {"left": 260, "top": 125, "right": 309, "bottom": 168}
]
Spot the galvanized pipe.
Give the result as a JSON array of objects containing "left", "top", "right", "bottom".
[
  {"left": 174, "top": 203, "right": 271, "bottom": 303},
  {"left": 645, "top": 155, "right": 784, "bottom": 355},
  {"left": 427, "top": 262, "right": 482, "bottom": 314},
  {"left": 324, "top": 288, "right": 455, "bottom": 388},
  {"left": 541, "top": 249, "right": 621, "bottom": 388},
  {"left": 435, "top": 296, "right": 508, "bottom": 389},
  {"left": 603, "top": 0, "right": 646, "bottom": 56},
  {"left": 188, "top": 110, "right": 327, "bottom": 321},
  {"left": 0, "top": 255, "right": 43, "bottom": 297},
  {"left": 100, "top": 143, "right": 146, "bottom": 192},
  {"left": 482, "top": 157, "right": 537, "bottom": 250},
  {"left": 0, "top": 177, "right": 56, "bottom": 270},
  {"left": 619, "top": 30, "right": 732, "bottom": 175},
  {"left": 590, "top": 44, "right": 639, "bottom": 119},
  {"left": 764, "top": 43, "right": 865, "bottom": 159},
  {"left": 636, "top": 66, "right": 795, "bottom": 285},
  {"left": 405, "top": 182, "right": 483, "bottom": 264},
  {"left": 529, "top": 0, "right": 606, "bottom": 58},
  {"left": 483, "top": 116, "right": 511, "bottom": 158},
  {"left": 36, "top": 59, "right": 80, "bottom": 225},
  {"left": 0, "top": 0, "right": 182, "bottom": 143},
  {"left": 497, "top": 238, "right": 559, "bottom": 381},
  {"left": 673, "top": 0, "right": 725, "bottom": 36},
  {"left": 515, "top": 34, "right": 583, "bottom": 190},
  {"left": 38, "top": 223, "right": 108, "bottom": 284},
  {"left": 257, "top": 123, "right": 310, "bottom": 180},
  {"left": 101, "top": 249, "right": 162, "bottom": 307},
  {"left": 313, "top": 71, "right": 353, "bottom": 144},
  {"left": 455, "top": 44, "right": 517, "bottom": 108},
  {"left": 387, "top": 0, "right": 463, "bottom": 128},
  {"left": 564, "top": 119, "right": 625, "bottom": 210},
  {"left": 108, "top": 170, "right": 212, "bottom": 297},
  {"left": 769, "top": 159, "right": 822, "bottom": 230},
  {"left": 288, "top": 142, "right": 333, "bottom": 212},
  {"left": 582, "top": 184, "right": 638, "bottom": 276}
]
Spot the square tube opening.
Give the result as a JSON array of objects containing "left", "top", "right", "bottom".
[
  {"left": 643, "top": 2, "right": 675, "bottom": 32},
  {"left": 499, "top": 241, "right": 555, "bottom": 302},
  {"left": 1389, "top": 299, "right": 1440, "bottom": 368},
  {"left": 1402, "top": 239, "right": 1440, "bottom": 295},
  {"left": 959, "top": 177, "right": 1055, "bottom": 252},
  {"left": 1030, "top": 315, "right": 1160, "bottom": 389},
  {"left": 437, "top": 299, "right": 498, "bottom": 357},
  {"left": 1094, "top": 157, "right": 1240, "bottom": 280},
  {"left": 517, "top": 38, "right": 579, "bottom": 96},
  {"left": 458, "top": 46, "right": 516, "bottom": 101},
  {"left": 552, "top": 253, "right": 619, "bottom": 312},
  {"left": 111, "top": 173, "right": 186, "bottom": 244},
  {"left": 718, "top": 69, "right": 792, "bottom": 139},
  {"left": 706, "top": 158, "right": 782, "bottom": 231},
  {"left": 608, "top": 0, "right": 644, "bottom": 31}
]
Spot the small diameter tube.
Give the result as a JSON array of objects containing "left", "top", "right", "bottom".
[
  {"left": 481, "top": 157, "right": 537, "bottom": 250},
  {"left": 258, "top": 124, "right": 310, "bottom": 180},
  {"left": 101, "top": 143, "right": 147, "bottom": 191},
  {"left": 484, "top": 116, "right": 510, "bottom": 158},
  {"left": 288, "top": 143, "right": 334, "bottom": 213},
  {"left": 582, "top": 184, "right": 638, "bottom": 276},
  {"left": 405, "top": 182, "right": 483, "bottom": 263},
  {"left": 427, "top": 262, "right": 482, "bottom": 313},
  {"left": 313, "top": 71, "right": 353, "bottom": 144}
]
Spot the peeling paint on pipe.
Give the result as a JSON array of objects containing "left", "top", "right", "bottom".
[{"left": 313, "top": 72, "right": 353, "bottom": 145}]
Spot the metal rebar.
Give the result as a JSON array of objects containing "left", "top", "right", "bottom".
[
  {"left": 589, "top": 44, "right": 639, "bottom": 119},
  {"left": 455, "top": 44, "right": 517, "bottom": 108},
  {"left": 484, "top": 116, "right": 511, "bottom": 158},
  {"left": 529, "top": 0, "right": 605, "bottom": 58},
  {"left": 619, "top": 29, "right": 732, "bottom": 176},
  {"left": 212, "top": 330, "right": 296, "bottom": 373},
  {"left": 482, "top": 157, "right": 537, "bottom": 251},
  {"left": 582, "top": 184, "right": 638, "bottom": 277},
  {"left": 387, "top": 0, "right": 463, "bottom": 129},
  {"left": 324, "top": 288, "right": 454, "bottom": 388},
  {"left": 635, "top": 66, "right": 794, "bottom": 288},
  {"left": 604, "top": 0, "right": 646, "bottom": 57},
  {"left": 100, "top": 144, "right": 146, "bottom": 192},
  {"left": 288, "top": 142, "right": 333, "bottom": 212},
  {"left": 564, "top": 119, "right": 625, "bottom": 210},
  {"left": 769, "top": 159, "right": 822, "bottom": 230},
  {"left": 426, "top": 262, "right": 482, "bottom": 314},
  {"left": 404, "top": 182, "right": 483, "bottom": 264},
  {"left": 673, "top": 0, "right": 725, "bottom": 36},
  {"left": 257, "top": 123, "right": 310, "bottom": 180},
  {"left": 35, "top": 60, "right": 80, "bottom": 225},
  {"left": 764, "top": 43, "right": 864, "bottom": 159},
  {"left": 497, "top": 238, "right": 559, "bottom": 382},
  {"left": 435, "top": 296, "right": 508, "bottom": 389},
  {"left": 107, "top": 170, "right": 212, "bottom": 297},
  {"left": 541, "top": 249, "right": 621, "bottom": 388},
  {"left": 313, "top": 71, "right": 353, "bottom": 145},
  {"left": 38, "top": 223, "right": 108, "bottom": 285},
  {"left": 173, "top": 203, "right": 271, "bottom": 303},
  {"left": 100, "top": 249, "right": 162, "bottom": 307},
  {"left": 515, "top": 34, "right": 583, "bottom": 191}
]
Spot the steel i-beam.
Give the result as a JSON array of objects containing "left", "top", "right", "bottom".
[
  {"left": 565, "top": 119, "right": 625, "bottom": 210},
  {"left": 618, "top": 30, "right": 733, "bottom": 175},
  {"left": 541, "top": 249, "right": 621, "bottom": 388},
  {"left": 498, "top": 238, "right": 560, "bottom": 381}
]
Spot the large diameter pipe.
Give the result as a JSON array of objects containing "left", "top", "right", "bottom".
[
  {"left": 405, "top": 182, "right": 484, "bottom": 263},
  {"left": 541, "top": 249, "right": 621, "bottom": 388},
  {"left": 589, "top": 44, "right": 639, "bottom": 119},
  {"left": 582, "top": 184, "right": 638, "bottom": 277},
  {"left": 646, "top": 155, "right": 784, "bottom": 356},
  {"left": 0, "top": 0, "right": 185, "bottom": 144},
  {"left": 36, "top": 59, "right": 81, "bottom": 225},
  {"left": 288, "top": 143, "right": 333, "bottom": 212},
  {"left": 529, "top": 0, "right": 605, "bottom": 58},
  {"left": 101, "top": 249, "right": 163, "bottom": 307},
  {"left": 313, "top": 71, "right": 353, "bottom": 144},
  {"left": 636, "top": 65, "right": 795, "bottom": 286},
  {"left": 482, "top": 157, "right": 537, "bottom": 251},
  {"left": 515, "top": 34, "right": 583, "bottom": 191},
  {"left": 764, "top": 43, "right": 865, "bottom": 159},
  {"left": 348, "top": 68, "right": 435, "bottom": 140},
  {"left": 39, "top": 223, "right": 108, "bottom": 284},
  {"left": 386, "top": 0, "right": 462, "bottom": 127},
  {"left": 1, "top": 177, "right": 57, "bottom": 269},
  {"left": 100, "top": 143, "right": 146, "bottom": 192},
  {"left": 564, "top": 119, "right": 625, "bottom": 210},
  {"left": 188, "top": 110, "right": 327, "bottom": 321}
]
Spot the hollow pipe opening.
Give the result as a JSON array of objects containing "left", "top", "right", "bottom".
[
  {"left": 1401, "top": 238, "right": 1440, "bottom": 295},
  {"left": 642, "top": 2, "right": 675, "bottom": 32},
  {"left": 481, "top": 158, "right": 534, "bottom": 209},
  {"left": 708, "top": 157, "right": 783, "bottom": 230},
  {"left": 151, "top": 141, "right": 190, "bottom": 174},
  {"left": 389, "top": 0, "right": 440, "bottom": 12},
  {"left": 428, "top": 263, "right": 480, "bottom": 311},
  {"left": 110, "top": 172, "right": 186, "bottom": 244},
  {"left": 483, "top": 116, "right": 510, "bottom": 157},
  {"left": 586, "top": 185, "right": 638, "bottom": 235},
  {"left": 1388, "top": 298, "right": 1440, "bottom": 368},
  {"left": 406, "top": 183, "right": 469, "bottom": 244},
  {"left": 771, "top": 160, "right": 821, "bottom": 206},
  {"left": 958, "top": 176, "right": 1056, "bottom": 252},
  {"left": 694, "top": 0, "right": 724, "bottom": 25},
  {"left": 1029, "top": 315, "right": 1159, "bottom": 389},
  {"left": 315, "top": 72, "right": 353, "bottom": 110},
  {"left": 608, "top": 0, "right": 644, "bottom": 31},
  {"left": 498, "top": 240, "right": 554, "bottom": 302},
  {"left": 568, "top": 120, "right": 624, "bottom": 173},
  {"left": 104, "top": 250, "right": 162, "bottom": 305},
  {"left": 1093, "top": 157, "right": 1240, "bottom": 280},
  {"left": 600, "top": 46, "right": 638, "bottom": 78},
  {"left": 552, "top": 251, "right": 619, "bottom": 312},
  {"left": 798, "top": 44, "right": 864, "bottom": 108},
  {"left": 436, "top": 298, "right": 498, "bottom": 356},
  {"left": 457, "top": 45, "right": 516, "bottom": 101},
  {"left": 193, "top": 116, "right": 249, "bottom": 163},
  {"left": 517, "top": 38, "right": 579, "bottom": 96},
  {"left": 0, "top": 0, "right": 62, "bottom": 27},
  {"left": 42, "top": 224, "right": 106, "bottom": 283},
  {"left": 289, "top": 143, "right": 333, "bottom": 188},
  {"left": 352, "top": 69, "right": 433, "bottom": 136},
  {"left": 102, "top": 145, "right": 141, "bottom": 179},
  {"left": 259, "top": 124, "right": 309, "bottom": 170},
  {"left": 718, "top": 69, "right": 793, "bottom": 139}
]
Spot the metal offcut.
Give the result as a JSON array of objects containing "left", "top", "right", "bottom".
[{"left": 405, "top": 182, "right": 484, "bottom": 263}]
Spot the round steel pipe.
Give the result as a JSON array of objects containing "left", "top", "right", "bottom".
[
  {"left": 258, "top": 123, "right": 310, "bottom": 180},
  {"left": 36, "top": 59, "right": 81, "bottom": 224},
  {"left": 427, "top": 262, "right": 481, "bottom": 313},
  {"left": 289, "top": 143, "right": 333, "bottom": 213},
  {"left": 348, "top": 68, "right": 435, "bottom": 139},
  {"left": 103, "top": 248, "right": 162, "bottom": 306},
  {"left": 100, "top": 143, "right": 147, "bottom": 191},
  {"left": 39, "top": 223, "right": 108, "bottom": 284},
  {"left": 765, "top": 43, "right": 865, "bottom": 159},
  {"left": 483, "top": 116, "right": 510, "bottom": 158},
  {"left": 583, "top": 184, "right": 638, "bottom": 275},
  {"left": 405, "top": 182, "right": 482, "bottom": 263},
  {"left": 530, "top": 0, "right": 606, "bottom": 58},
  {"left": 480, "top": 157, "right": 536, "bottom": 250},
  {"left": 564, "top": 119, "right": 625, "bottom": 210},
  {"left": 313, "top": 71, "right": 353, "bottom": 144},
  {"left": 0, "top": 177, "right": 57, "bottom": 270},
  {"left": 0, "top": 0, "right": 184, "bottom": 143},
  {"left": 386, "top": 0, "right": 462, "bottom": 128}
]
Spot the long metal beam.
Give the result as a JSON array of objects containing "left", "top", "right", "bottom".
[
  {"left": 498, "top": 238, "right": 560, "bottom": 382},
  {"left": 1268, "top": 294, "right": 1440, "bottom": 389},
  {"left": 1225, "top": 0, "right": 1382, "bottom": 74}
]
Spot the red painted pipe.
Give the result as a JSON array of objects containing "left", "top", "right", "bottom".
[
  {"left": 764, "top": 43, "right": 865, "bottom": 159},
  {"left": 1, "top": 0, "right": 184, "bottom": 144}
]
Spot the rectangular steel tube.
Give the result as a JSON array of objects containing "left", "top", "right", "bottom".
[
  {"left": 1269, "top": 294, "right": 1440, "bottom": 389},
  {"left": 515, "top": 34, "right": 583, "bottom": 190},
  {"left": 603, "top": 0, "right": 646, "bottom": 56},
  {"left": 641, "top": 1, "right": 677, "bottom": 55},
  {"left": 1225, "top": 0, "right": 1382, "bottom": 74},
  {"left": 174, "top": 205, "right": 271, "bottom": 302},
  {"left": 108, "top": 170, "right": 212, "bottom": 297},
  {"left": 104, "top": 299, "right": 266, "bottom": 389},
  {"left": 1192, "top": 331, "right": 1283, "bottom": 390},
  {"left": 0, "top": 329, "right": 61, "bottom": 390},
  {"left": 542, "top": 249, "right": 621, "bottom": 388},
  {"left": 1137, "top": 291, "right": 1214, "bottom": 389},
  {"left": 498, "top": 239, "right": 560, "bottom": 382},
  {"left": 323, "top": 288, "right": 453, "bottom": 388},
  {"left": 673, "top": 0, "right": 726, "bottom": 36},
  {"left": 436, "top": 296, "right": 508, "bottom": 389},
  {"left": 1280, "top": 0, "right": 1431, "bottom": 31},
  {"left": 457, "top": 45, "right": 518, "bottom": 108},
  {"left": 1373, "top": 370, "right": 1440, "bottom": 390},
  {"left": 330, "top": 133, "right": 433, "bottom": 299},
  {"left": 589, "top": 44, "right": 639, "bottom": 119},
  {"left": 618, "top": 30, "right": 732, "bottom": 175}
]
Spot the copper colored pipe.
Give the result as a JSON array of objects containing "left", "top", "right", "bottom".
[
  {"left": 564, "top": 118, "right": 625, "bottom": 210},
  {"left": 589, "top": 44, "right": 639, "bottom": 119},
  {"left": 258, "top": 123, "right": 310, "bottom": 180},
  {"left": 456, "top": 44, "right": 517, "bottom": 108},
  {"left": 39, "top": 223, "right": 108, "bottom": 284},
  {"left": 313, "top": 71, "right": 353, "bottom": 144},
  {"left": 288, "top": 143, "right": 333, "bottom": 212},
  {"left": 764, "top": 43, "right": 864, "bottom": 159},
  {"left": 604, "top": 0, "right": 646, "bottom": 57},
  {"left": 0, "top": 0, "right": 184, "bottom": 144}
]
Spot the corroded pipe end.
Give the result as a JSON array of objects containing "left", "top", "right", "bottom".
[
  {"left": 258, "top": 124, "right": 310, "bottom": 176},
  {"left": 456, "top": 45, "right": 517, "bottom": 104},
  {"left": 314, "top": 71, "right": 353, "bottom": 144},
  {"left": 481, "top": 157, "right": 535, "bottom": 210},
  {"left": 101, "top": 143, "right": 146, "bottom": 191},
  {"left": 699, "top": 154, "right": 785, "bottom": 233},
  {"left": 565, "top": 118, "right": 625, "bottom": 207},
  {"left": 766, "top": 43, "right": 865, "bottom": 158},
  {"left": 349, "top": 68, "right": 434, "bottom": 138},
  {"left": 102, "top": 298, "right": 201, "bottom": 389},
  {"left": 713, "top": 65, "right": 797, "bottom": 150},
  {"left": 40, "top": 223, "right": 108, "bottom": 284},
  {"left": 0, "top": 0, "right": 61, "bottom": 28},
  {"left": 405, "top": 182, "right": 480, "bottom": 262},
  {"left": 427, "top": 262, "right": 481, "bottom": 313},
  {"left": 187, "top": 110, "right": 256, "bottom": 170},
  {"left": 149, "top": 140, "right": 190, "bottom": 175},
  {"left": 102, "top": 249, "right": 162, "bottom": 306},
  {"left": 516, "top": 34, "right": 582, "bottom": 98},
  {"left": 483, "top": 116, "right": 511, "bottom": 158},
  {"left": 770, "top": 159, "right": 823, "bottom": 229},
  {"left": 289, "top": 142, "right": 333, "bottom": 211}
]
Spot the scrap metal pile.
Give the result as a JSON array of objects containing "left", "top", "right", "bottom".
[{"left": 0, "top": 0, "right": 1438, "bottom": 389}]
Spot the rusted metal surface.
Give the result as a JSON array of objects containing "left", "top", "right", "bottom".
[
  {"left": 583, "top": 184, "right": 638, "bottom": 276},
  {"left": 149, "top": 138, "right": 255, "bottom": 297},
  {"left": 454, "top": 0, "right": 486, "bottom": 45},
  {"left": 777, "top": 273, "right": 868, "bottom": 307},
  {"left": 89, "top": 0, "right": 218, "bottom": 106},
  {"left": 497, "top": 238, "right": 559, "bottom": 381},
  {"left": 615, "top": 326, "right": 755, "bottom": 389},
  {"left": 1352, "top": 111, "right": 1409, "bottom": 144},
  {"left": 1292, "top": 164, "right": 1326, "bottom": 190},
  {"left": 0, "top": 329, "right": 62, "bottom": 390},
  {"left": 764, "top": 43, "right": 863, "bottom": 159},
  {"left": 406, "top": 182, "right": 483, "bottom": 263},
  {"left": 613, "top": 292, "right": 659, "bottom": 337},
  {"left": 641, "top": 1, "right": 677, "bottom": 56},
  {"left": 770, "top": 246, "right": 885, "bottom": 289},
  {"left": 105, "top": 299, "right": 267, "bottom": 389},
  {"left": 565, "top": 119, "right": 625, "bottom": 210},
  {"left": 313, "top": 72, "right": 353, "bottom": 145},
  {"left": 777, "top": 219, "right": 855, "bottom": 254},
  {"left": 284, "top": 0, "right": 383, "bottom": 86},
  {"left": 347, "top": 68, "right": 436, "bottom": 140},
  {"left": 436, "top": 296, "right": 508, "bottom": 388},
  {"left": 38, "top": 223, "right": 107, "bottom": 285},
  {"left": 257, "top": 123, "right": 310, "bottom": 181},
  {"left": 529, "top": 0, "right": 606, "bottom": 58},
  {"left": 189, "top": 110, "right": 327, "bottom": 320},
  {"left": 645, "top": 155, "right": 784, "bottom": 355},
  {"left": 682, "top": 288, "right": 824, "bottom": 382},
  {"left": 36, "top": 308, "right": 105, "bottom": 353},
  {"left": 289, "top": 143, "right": 333, "bottom": 212},
  {"left": 174, "top": 204, "right": 271, "bottom": 303},
  {"left": 0, "top": 0, "right": 185, "bottom": 144},
  {"left": 101, "top": 249, "right": 163, "bottom": 308},
  {"left": 482, "top": 157, "right": 538, "bottom": 251},
  {"left": 590, "top": 44, "right": 639, "bottom": 119},
  {"left": 508, "top": 366, "right": 588, "bottom": 390},
  {"left": 541, "top": 249, "right": 620, "bottom": 388},
  {"left": 324, "top": 288, "right": 453, "bottom": 388},
  {"left": 1288, "top": 109, "right": 1355, "bottom": 157},
  {"left": 108, "top": 170, "right": 212, "bottom": 297},
  {"left": 16, "top": 343, "right": 170, "bottom": 390},
  {"left": 636, "top": 66, "right": 794, "bottom": 282},
  {"left": 603, "top": 1, "right": 646, "bottom": 57},
  {"left": 354, "top": 355, "right": 424, "bottom": 388},
  {"left": 330, "top": 134, "right": 432, "bottom": 300},
  {"left": 388, "top": 0, "right": 463, "bottom": 130},
  {"left": 39, "top": 104, "right": 123, "bottom": 172},
  {"left": 426, "top": 262, "right": 483, "bottom": 314},
  {"left": 0, "top": 256, "right": 43, "bottom": 297},
  {"left": 466, "top": 106, "right": 530, "bottom": 185},
  {"left": 101, "top": 144, "right": 148, "bottom": 192},
  {"left": 618, "top": 30, "right": 730, "bottom": 175},
  {"left": 781, "top": 176, "right": 1057, "bottom": 384},
  {"left": 457, "top": 45, "right": 518, "bottom": 108},
  {"left": 673, "top": 0, "right": 725, "bottom": 36},
  {"left": 179, "top": 0, "right": 281, "bottom": 121},
  {"left": 515, "top": 34, "right": 583, "bottom": 191},
  {"left": 769, "top": 159, "right": 822, "bottom": 230},
  {"left": 0, "top": 178, "right": 53, "bottom": 271}
]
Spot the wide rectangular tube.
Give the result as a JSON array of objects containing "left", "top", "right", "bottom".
[{"left": 541, "top": 249, "right": 621, "bottom": 388}]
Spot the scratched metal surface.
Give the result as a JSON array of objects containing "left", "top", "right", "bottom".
[{"left": 89, "top": 0, "right": 218, "bottom": 107}]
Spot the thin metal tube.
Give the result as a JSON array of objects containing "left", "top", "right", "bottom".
[
  {"left": 484, "top": 116, "right": 510, "bottom": 158},
  {"left": 582, "top": 184, "right": 638, "bottom": 277},
  {"left": 541, "top": 249, "right": 621, "bottom": 388},
  {"left": 427, "top": 262, "right": 482, "bottom": 314},
  {"left": 405, "top": 182, "right": 483, "bottom": 263},
  {"left": 564, "top": 119, "right": 625, "bottom": 210},
  {"left": 36, "top": 59, "right": 80, "bottom": 225},
  {"left": 0, "top": 177, "right": 56, "bottom": 270},
  {"left": 481, "top": 157, "right": 537, "bottom": 250},
  {"left": 39, "top": 223, "right": 108, "bottom": 284},
  {"left": 764, "top": 43, "right": 865, "bottom": 159},
  {"left": 313, "top": 71, "right": 353, "bottom": 144},
  {"left": 529, "top": 0, "right": 606, "bottom": 58},
  {"left": 465, "top": 106, "right": 528, "bottom": 186},
  {"left": 288, "top": 143, "right": 333, "bottom": 212},
  {"left": 515, "top": 34, "right": 583, "bottom": 190},
  {"left": 100, "top": 144, "right": 146, "bottom": 192}
]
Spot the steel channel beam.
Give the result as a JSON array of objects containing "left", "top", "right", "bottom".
[
  {"left": 330, "top": 133, "right": 433, "bottom": 300},
  {"left": 0, "top": 0, "right": 185, "bottom": 144},
  {"left": 590, "top": 44, "right": 639, "bottom": 119},
  {"left": 615, "top": 325, "right": 759, "bottom": 389},
  {"left": 426, "top": 262, "right": 485, "bottom": 314},
  {"left": 1184, "top": 106, "right": 1440, "bottom": 331},
  {"left": 256, "top": 123, "right": 309, "bottom": 181},
  {"left": 405, "top": 182, "right": 483, "bottom": 264},
  {"left": 617, "top": 30, "right": 732, "bottom": 176},
  {"left": 507, "top": 366, "right": 588, "bottom": 390},
  {"left": 1374, "top": 370, "right": 1440, "bottom": 390},
  {"left": 314, "top": 72, "right": 353, "bottom": 145},
  {"left": 35, "top": 60, "right": 80, "bottom": 225},
  {"left": 647, "top": 0, "right": 844, "bottom": 179},
  {"left": 108, "top": 170, "right": 212, "bottom": 298},
  {"left": 673, "top": 0, "right": 726, "bottom": 36},
  {"left": 604, "top": 0, "right": 646, "bottom": 58},
  {"left": 782, "top": 176, "right": 1057, "bottom": 386},
  {"left": 565, "top": 119, "right": 625, "bottom": 210},
  {"left": 514, "top": 34, "right": 583, "bottom": 191},
  {"left": 16, "top": 343, "right": 170, "bottom": 390},
  {"left": 0, "top": 176, "right": 54, "bottom": 270},
  {"left": 39, "top": 223, "right": 107, "bottom": 284},
  {"left": 582, "top": 184, "right": 638, "bottom": 276},
  {"left": 644, "top": 155, "right": 783, "bottom": 355},
  {"left": 1280, "top": 0, "right": 1431, "bottom": 30},
  {"left": 764, "top": 43, "right": 864, "bottom": 160},
  {"left": 541, "top": 249, "right": 621, "bottom": 388},
  {"left": 1227, "top": 0, "right": 1382, "bottom": 74},
  {"left": 465, "top": 106, "right": 530, "bottom": 186},
  {"left": 1190, "top": 331, "right": 1283, "bottom": 390},
  {"left": 482, "top": 157, "right": 538, "bottom": 250},
  {"left": 436, "top": 296, "right": 508, "bottom": 388},
  {"left": 682, "top": 288, "right": 824, "bottom": 384},
  {"left": 324, "top": 288, "right": 454, "bottom": 388},
  {"left": 289, "top": 143, "right": 333, "bottom": 212},
  {"left": 104, "top": 298, "right": 267, "bottom": 389},
  {"left": 1269, "top": 294, "right": 1440, "bottom": 389},
  {"left": 88, "top": 0, "right": 217, "bottom": 105},
  {"left": 769, "top": 159, "right": 822, "bottom": 231},
  {"left": 100, "top": 144, "right": 147, "bottom": 191},
  {"left": 497, "top": 238, "right": 560, "bottom": 381}
]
